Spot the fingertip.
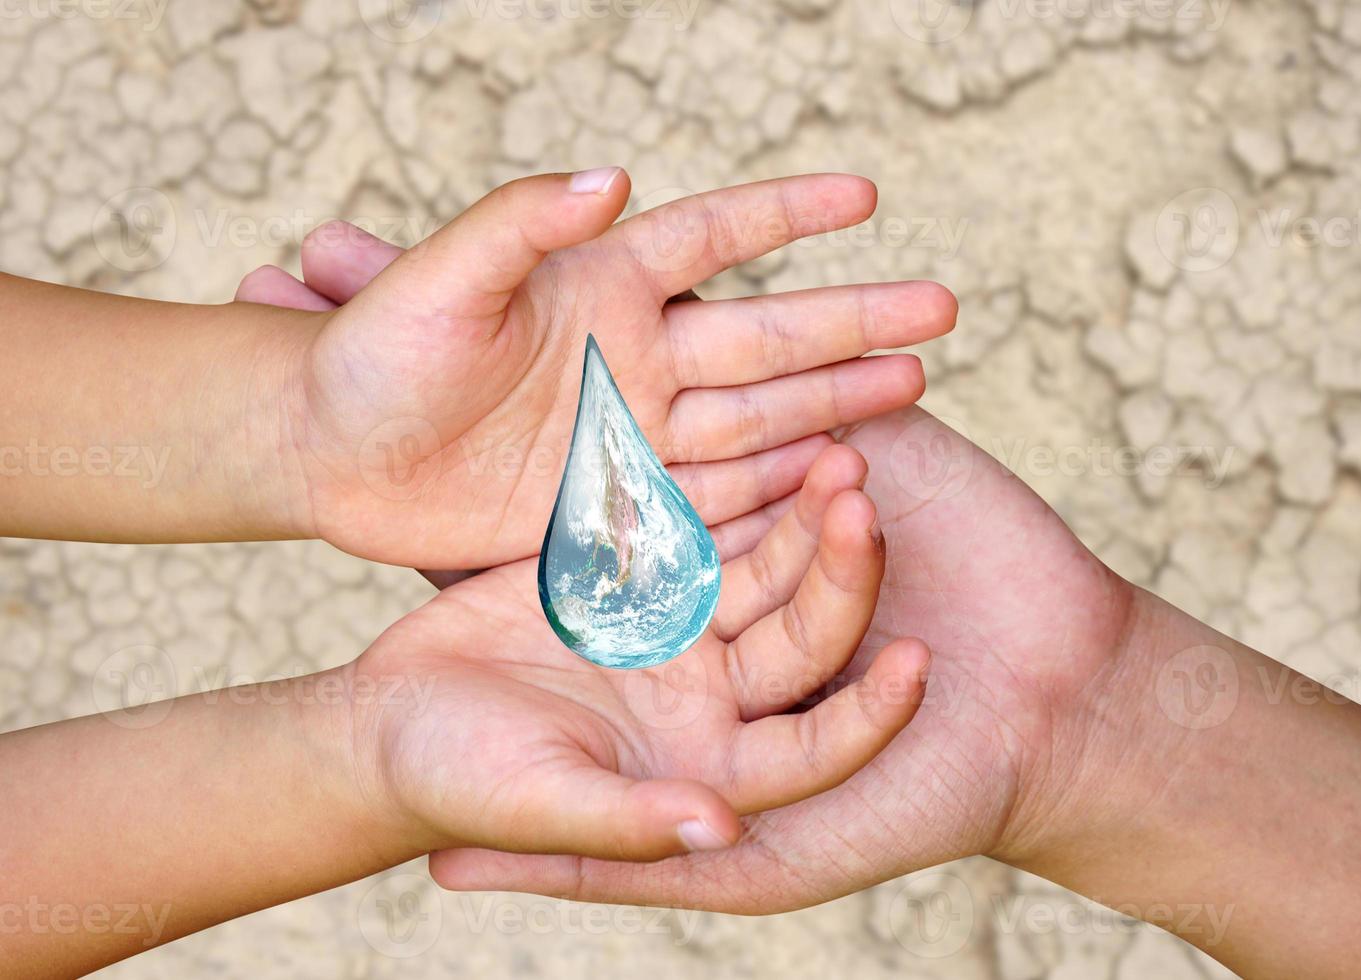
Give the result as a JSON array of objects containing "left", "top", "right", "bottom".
[
  {"left": 828, "top": 172, "right": 878, "bottom": 220},
  {"left": 902, "top": 352, "right": 926, "bottom": 393},
  {"left": 885, "top": 637, "right": 932, "bottom": 680},
  {"left": 633, "top": 779, "right": 740, "bottom": 857},
  {"left": 567, "top": 165, "right": 631, "bottom": 201},
  {"left": 823, "top": 488, "right": 879, "bottom": 546},
  {"left": 876, "top": 639, "right": 930, "bottom": 702},
  {"left": 233, "top": 263, "right": 282, "bottom": 302},
  {"left": 302, "top": 219, "right": 372, "bottom": 254},
  {"left": 807, "top": 443, "right": 869, "bottom": 494},
  {"left": 915, "top": 280, "right": 959, "bottom": 334},
  {"left": 863, "top": 639, "right": 932, "bottom": 725},
  {"left": 234, "top": 264, "right": 336, "bottom": 311}
]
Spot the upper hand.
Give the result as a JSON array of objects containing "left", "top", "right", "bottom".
[{"left": 241, "top": 170, "right": 956, "bottom": 569}]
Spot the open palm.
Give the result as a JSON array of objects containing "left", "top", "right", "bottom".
[
  {"left": 259, "top": 172, "right": 956, "bottom": 570},
  {"left": 347, "top": 446, "right": 931, "bottom": 861}
]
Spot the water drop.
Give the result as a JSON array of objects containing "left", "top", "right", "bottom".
[{"left": 538, "top": 335, "right": 720, "bottom": 669}]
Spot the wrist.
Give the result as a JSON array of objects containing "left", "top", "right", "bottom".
[
  {"left": 293, "top": 660, "right": 439, "bottom": 865},
  {"left": 194, "top": 302, "right": 327, "bottom": 541},
  {"left": 996, "top": 584, "right": 1361, "bottom": 977}
]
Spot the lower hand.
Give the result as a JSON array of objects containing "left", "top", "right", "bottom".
[{"left": 347, "top": 444, "right": 931, "bottom": 861}]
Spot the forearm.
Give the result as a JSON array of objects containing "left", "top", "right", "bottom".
[
  {"left": 0, "top": 667, "right": 417, "bottom": 977},
  {"left": 1015, "top": 587, "right": 1361, "bottom": 979},
  {"left": 0, "top": 273, "right": 320, "bottom": 542}
]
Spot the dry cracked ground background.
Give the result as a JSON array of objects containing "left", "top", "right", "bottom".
[{"left": 0, "top": 0, "right": 1357, "bottom": 976}]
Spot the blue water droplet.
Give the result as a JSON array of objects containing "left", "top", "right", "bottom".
[{"left": 538, "top": 335, "right": 720, "bottom": 669}]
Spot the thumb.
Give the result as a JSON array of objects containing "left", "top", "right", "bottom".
[
  {"left": 507, "top": 768, "right": 741, "bottom": 862},
  {"left": 367, "top": 167, "right": 629, "bottom": 327}
]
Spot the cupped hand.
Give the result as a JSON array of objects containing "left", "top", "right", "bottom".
[
  {"left": 238, "top": 171, "right": 956, "bottom": 569},
  {"left": 422, "top": 408, "right": 1138, "bottom": 910},
  {"left": 344, "top": 445, "right": 931, "bottom": 861}
]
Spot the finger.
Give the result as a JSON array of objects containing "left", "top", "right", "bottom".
[
  {"left": 301, "top": 220, "right": 404, "bottom": 304},
  {"left": 708, "top": 492, "right": 793, "bottom": 562},
  {"left": 508, "top": 766, "right": 740, "bottom": 862},
  {"left": 667, "top": 280, "right": 957, "bottom": 387},
  {"left": 613, "top": 173, "right": 877, "bottom": 299},
  {"left": 430, "top": 639, "right": 933, "bottom": 900},
  {"left": 721, "top": 638, "right": 930, "bottom": 811},
  {"left": 429, "top": 834, "right": 788, "bottom": 913},
  {"left": 363, "top": 168, "right": 630, "bottom": 328},
  {"left": 712, "top": 445, "right": 868, "bottom": 639},
  {"left": 234, "top": 265, "right": 336, "bottom": 311},
  {"left": 669, "top": 432, "right": 832, "bottom": 529},
  {"left": 668, "top": 355, "right": 925, "bottom": 462},
  {"left": 723, "top": 490, "right": 884, "bottom": 720}
]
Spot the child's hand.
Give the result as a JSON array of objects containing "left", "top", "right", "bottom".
[
  {"left": 344, "top": 445, "right": 930, "bottom": 859},
  {"left": 265, "top": 171, "right": 956, "bottom": 568}
]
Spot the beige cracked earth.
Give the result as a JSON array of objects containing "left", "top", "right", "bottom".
[{"left": 1, "top": 0, "right": 1357, "bottom": 977}]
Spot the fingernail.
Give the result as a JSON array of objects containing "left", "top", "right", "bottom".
[
  {"left": 677, "top": 818, "right": 730, "bottom": 852},
  {"left": 569, "top": 166, "right": 622, "bottom": 195}
]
